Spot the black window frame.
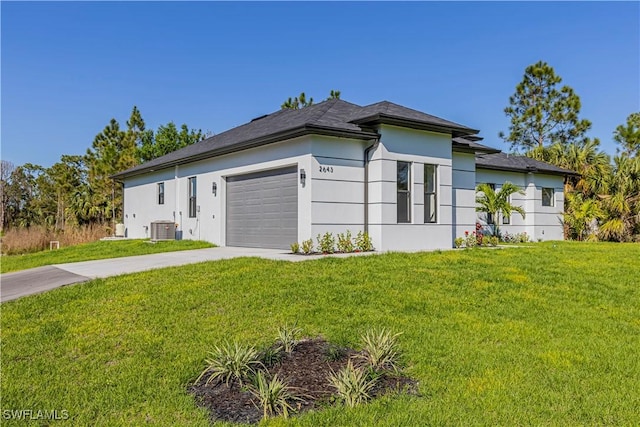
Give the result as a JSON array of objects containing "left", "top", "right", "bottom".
[
  {"left": 424, "top": 164, "right": 437, "bottom": 223},
  {"left": 503, "top": 191, "right": 511, "bottom": 224},
  {"left": 188, "top": 177, "right": 197, "bottom": 218},
  {"left": 486, "top": 183, "right": 496, "bottom": 225},
  {"left": 397, "top": 161, "right": 411, "bottom": 223},
  {"left": 542, "top": 187, "right": 554, "bottom": 207},
  {"left": 157, "top": 182, "right": 165, "bottom": 205}
]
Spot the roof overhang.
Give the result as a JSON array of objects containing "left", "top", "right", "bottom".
[
  {"left": 112, "top": 125, "right": 379, "bottom": 180},
  {"left": 476, "top": 164, "right": 580, "bottom": 177},
  {"left": 350, "top": 113, "right": 479, "bottom": 138},
  {"left": 452, "top": 142, "right": 500, "bottom": 155}
]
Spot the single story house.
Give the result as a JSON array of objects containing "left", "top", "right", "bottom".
[{"left": 113, "top": 99, "right": 573, "bottom": 251}]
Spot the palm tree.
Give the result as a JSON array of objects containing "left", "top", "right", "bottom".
[
  {"left": 476, "top": 182, "right": 526, "bottom": 237},
  {"left": 563, "top": 192, "right": 603, "bottom": 241},
  {"left": 529, "top": 140, "right": 611, "bottom": 196},
  {"left": 599, "top": 155, "right": 640, "bottom": 241}
]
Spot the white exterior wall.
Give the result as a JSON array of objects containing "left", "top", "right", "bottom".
[
  {"left": 123, "top": 136, "right": 315, "bottom": 245},
  {"left": 452, "top": 152, "right": 477, "bottom": 240},
  {"left": 309, "top": 136, "right": 367, "bottom": 240},
  {"left": 367, "top": 125, "right": 453, "bottom": 251},
  {"left": 475, "top": 168, "right": 564, "bottom": 241}
]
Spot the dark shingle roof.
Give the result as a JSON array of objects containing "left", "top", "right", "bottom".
[
  {"left": 476, "top": 152, "right": 578, "bottom": 176},
  {"left": 349, "top": 101, "right": 478, "bottom": 136},
  {"left": 114, "top": 98, "right": 480, "bottom": 179},
  {"left": 452, "top": 137, "right": 500, "bottom": 154}
]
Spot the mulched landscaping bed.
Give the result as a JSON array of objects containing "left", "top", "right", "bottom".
[{"left": 188, "top": 337, "right": 418, "bottom": 424}]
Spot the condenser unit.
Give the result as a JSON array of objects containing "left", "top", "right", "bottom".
[{"left": 150, "top": 221, "right": 176, "bottom": 241}]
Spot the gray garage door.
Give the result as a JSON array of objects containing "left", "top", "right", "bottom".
[{"left": 226, "top": 167, "right": 298, "bottom": 249}]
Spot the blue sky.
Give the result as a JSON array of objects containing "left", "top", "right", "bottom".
[{"left": 2, "top": 1, "right": 639, "bottom": 168}]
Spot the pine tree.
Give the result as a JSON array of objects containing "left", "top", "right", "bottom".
[
  {"left": 613, "top": 112, "right": 640, "bottom": 157},
  {"left": 500, "top": 61, "right": 591, "bottom": 154}
]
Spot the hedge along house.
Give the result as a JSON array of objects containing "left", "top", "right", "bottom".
[{"left": 113, "top": 99, "right": 573, "bottom": 250}]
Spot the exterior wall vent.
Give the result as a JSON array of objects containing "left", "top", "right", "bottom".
[{"left": 150, "top": 221, "right": 176, "bottom": 240}]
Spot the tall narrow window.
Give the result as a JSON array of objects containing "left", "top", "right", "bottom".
[
  {"left": 397, "top": 161, "right": 411, "bottom": 223},
  {"left": 486, "top": 183, "right": 496, "bottom": 225},
  {"left": 188, "top": 177, "right": 197, "bottom": 217},
  {"left": 157, "top": 182, "right": 165, "bottom": 205},
  {"left": 503, "top": 192, "right": 510, "bottom": 224},
  {"left": 542, "top": 187, "right": 554, "bottom": 207},
  {"left": 424, "top": 164, "right": 437, "bottom": 223}
]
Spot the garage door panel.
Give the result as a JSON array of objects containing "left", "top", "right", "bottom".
[{"left": 226, "top": 167, "right": 298, "bottom": 249}]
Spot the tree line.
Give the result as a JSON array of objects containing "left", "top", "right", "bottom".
[
  {"left": 0, "top": 107, "right": 205, "bottom": 233},
  {"left": 500, "top": 61, "right": 639, "bottom": 242},
  {"left": 0, "top": 89, "right": 342, "bottom": 234},
  {"left": 2, "top": 80, "right": 637, "bottom": 243}
]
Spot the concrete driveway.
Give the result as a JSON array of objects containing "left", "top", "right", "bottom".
[{"left": 1, "top": 247, "right": 375, "bottom": 302}]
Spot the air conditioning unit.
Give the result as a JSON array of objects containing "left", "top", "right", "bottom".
[{"left": 150, "top": 221, "right": 176, "bottom": 241}]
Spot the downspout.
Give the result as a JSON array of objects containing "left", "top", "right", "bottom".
[{"left": 363, "top": 136, "right": 380, "bottom": 234}]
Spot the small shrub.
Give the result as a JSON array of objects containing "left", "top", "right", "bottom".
[
  {"left": 358, "top": 328, "right": 402, "bottom": 372},
  {"left": 290, "top": 242, "right": 300, "bottom": 254},
  {"left": 277, "top": 324, "right": 302, "bottom": 354},
  {"left": 485, "top": 236, "right": 499, "bottom": 247},
  {"left": 336, "top": 230, "right": 354, "bottom": 253},
  {"left": 519, "top": 232, "right": 530, "bottom": 243},
  {"left": 464, "top": 231, "right": 477, "bottom": 248},
  {"left": 325, "top": 343, "right": 349, "bottom": 362},
  {"left": 260, "top": 345, "right": 283, "bottom": 368},
  {"left": 454, "top": 237, "right": 464, "bottom": 248},
  {"left": 195, "top": 341, "right": 262, "bottom": 386},
  {"left": 355, "top": 231, "right": 374, "bottom": 252},
  {"left": 328, "top": 360, "right": 377, "bottom": 408},
  {"left": 317, "top": 232, "right": 336, "bottom": 254},
  {"left": 301, "top": 239, "right": 314, "bottom": 254},
  {"left": 250, "top": 371, "right": 300, "bottom": 419}
]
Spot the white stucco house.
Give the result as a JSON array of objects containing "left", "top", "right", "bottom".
[{"left": 113, "top": 99, "right": 573, "bottom": 251}]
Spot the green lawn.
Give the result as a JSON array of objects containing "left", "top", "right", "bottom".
[
  {"left": 0, "top": 239, "right": 215, "bottom": 273},
  {"left": 2, "top": 242, "right": 639, "bottom": 425}
]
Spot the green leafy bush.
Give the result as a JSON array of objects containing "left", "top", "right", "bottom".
[
  {"left": 485, "top": 236, "right": 499, "bottom": 247},
  {"left": 317, "top": 232, "right": 336, "bottom": 254},
  {"left": 328, "top": 360, "right": 377, "bottom": 407},
  {"left": 290, "top": 242, "right": 300, "bottom": 254},
  {"left": 355, "top": 231, "right": 374, "bottom": 252},
  {"left": 336, "top": 230, "right": 354, "bottom": 253},
  {"left": 301, "top": 239, "right": 314, "bottom": 254},
  {"left": 357, "top": 328, "right": 402, "bottom": 372},
  {"left": 195, "top": 341, "right": 262, "bottom": 386},
  {"left": 250, "top": 371, "right": 300, "bottom": 419},
  {"left": 260, "top": 345, "right": 283, "bottom": 368},
  {"left": 277, "top": 324, "right": 302, "bottom": 354},
  {"left": 464, "top": 232, "right": 478, "bottom": 248},
  {"left": 325, "top": 343, "right": 349, "bottom": 362},
  {"left": 454, "top": 237, "right": 464, "bottom": 248}
]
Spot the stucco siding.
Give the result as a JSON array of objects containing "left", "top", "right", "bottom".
[
  {"left": 367, "top": 126, "right": 453, "bottom": 250},
  {"left": 475, "top": 168, "right": 564, "bottom": 241},
  {"left": 452, "top": 152, "right": 477, "bottom": 240},
  {"left": 123, "top": 136, "right": 315, "bottom": 245}
]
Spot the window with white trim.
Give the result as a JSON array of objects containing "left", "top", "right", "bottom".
[
  {"left": 542, "top": 187, "right": 554, "bottom": 207},
  {"left": 503, "top": 192, "right": 510, "bottom": 224},
  {"left": 157, "top": 182, "right": 165, "bottom": 205},
  {"left": 188, "top": 177, "right": 197, "bottom": 217},
  {"left": 486, "top": 183, "right": 496, "bottom": 225},
  {"left": 397, "top": 161, "right": 411, "bottom": 223},
  {"left": 424, "top": 164, "right": 437, "bottom": 223}
]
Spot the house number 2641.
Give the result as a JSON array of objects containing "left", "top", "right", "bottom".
[{"left": 319, "top": 166, "right": 334, "bottom": 173}]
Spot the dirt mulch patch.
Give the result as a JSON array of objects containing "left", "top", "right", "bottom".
[{"left": 188, "top": 337, "right": 418, "bottom": 424}]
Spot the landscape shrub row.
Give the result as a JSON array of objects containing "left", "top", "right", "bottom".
[{"left": 291, "top": 230, "right": 374, "bottom": 254}]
